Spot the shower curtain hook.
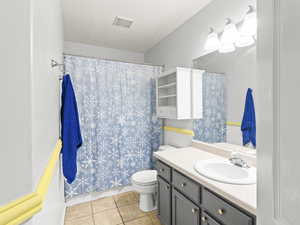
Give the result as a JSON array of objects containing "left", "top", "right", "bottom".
[{"left": 51, "top": 59, "right": 64, "bottom": 80}]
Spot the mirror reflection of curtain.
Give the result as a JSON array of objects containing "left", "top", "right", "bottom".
[
  {"left": 64, "top": 55, "right": 162, "bottom": 199},
  {"left": 193, "top": 72, "right": 226, "bottom": 143}
]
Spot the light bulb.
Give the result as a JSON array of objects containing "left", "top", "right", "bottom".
[
  {"left": 239, "top": 6, "right": 257, "bottom": 37},
  {"left": 219, "top": 42, "right": 236, "bottom": 53},
  {"left": 235, "top": 35, "right": 255, "bottom": 47},
  {"left": 219, "top": 19, "right": 239, "bottom": 53},
  {"left": 204, "top": 28, "right": 220, "bottom": 52}
]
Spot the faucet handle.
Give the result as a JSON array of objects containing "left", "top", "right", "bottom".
[{"left": 229, "top": 152, "right": 250, "bottom": 168}]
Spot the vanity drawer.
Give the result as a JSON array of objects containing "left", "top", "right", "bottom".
[
  {"left": 201, "top": 211, "right": 221, "bottom": 225},
  {"left": 172, "top": 170, "right": 200, "bottom": 204},
  {"left": 202, "top": 189, "right": 253, "bottom": 225},
  {"left": 156, "top": 160, "right": 171, "bottom": 182}
]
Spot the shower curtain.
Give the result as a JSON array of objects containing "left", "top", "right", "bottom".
[
  {"left": 193, "top": 72, "right": 226, "bottom": 143},
  {"left": 64, "top": 55, "right": 162, "bottom": 199}
]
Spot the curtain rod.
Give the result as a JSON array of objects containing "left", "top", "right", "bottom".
[{"left": 63, "top": 53, "right": 165, "bottom": 67}]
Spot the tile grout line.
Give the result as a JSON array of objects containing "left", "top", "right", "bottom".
[
  {"left": 116, "top": 201, "right": 155, "bottom": 225},
  {"left": 64, "top": 202, "right": 95, "bottom": 224},
  {"left": 114, "top": 198, "right": 126, "bottom": 225},
  {"left": 90, "top": 202, "right": 96, "bottom": 225},
  {"left": 66, "top": 192, "right": 154, "bottom": 225},
  {"left": 117, "top": 204, "right": 143, "bottom": 223},
  {"left": 92, "top": 197, "right": 122, "bottom": 225},
  {"left": 115, "top": 193, "right": 143, "bottom": 224}
]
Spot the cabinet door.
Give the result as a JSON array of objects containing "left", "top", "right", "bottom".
[
  {"left": 172, "top": 189, "right": 200, "bottom": 225},
  {"left": 176, "top": 67, "right": 191, "bottom": 119},
  {"left": 158, "top": 176, "right": 171, "bottom": 225}
]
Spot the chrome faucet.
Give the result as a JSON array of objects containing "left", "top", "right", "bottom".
[{"left": 229, "top": 152, "right": 250, "bottom": 168}]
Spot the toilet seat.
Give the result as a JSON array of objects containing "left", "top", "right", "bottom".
[{"left": 132, "top": 170, "right": 157, "bottom": 186}]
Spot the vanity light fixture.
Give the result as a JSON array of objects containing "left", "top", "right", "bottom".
[
  {"left": 219, "top": 41, "right": 236, "bottom": 53},
  {"left": 219, "top": 19, "right": 239, "bottom": 53},
  {"left": 235, "top": 35, "right": 255, "bottom": 48},
  {"left": 204, "top": 28, "right": 220, "bottom": 53},
  {"left": 235, "top": 6, "right": 257, "bottom": 47},
  {"left": 239, "top": 6, "right": 257, "bottom": 37},
  {"left": 202, "top": 6, "right": 257, "bottom": 55}
]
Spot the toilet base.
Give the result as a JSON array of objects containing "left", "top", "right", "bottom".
[{"left": 139, "top": 193, "right": 157, "bottom": 212}]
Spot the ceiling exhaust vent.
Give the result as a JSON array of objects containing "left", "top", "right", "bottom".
[{"left": 113, "top": 16, "right": 133, "bottom": 28}]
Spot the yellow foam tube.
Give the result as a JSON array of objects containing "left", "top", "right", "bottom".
[
  {"left": 226, "top": 121, "right": 242, "bottom": 127},
  {"left": 0, "top": 139, "right": 62, "bottom": 225},
  {"left": 0, "top": 194, "right": 42, "bottom": 225},
  {"left": 37, "top": 139, "right": 62, "bottom": 200},
  {"left": 0, "top": 193, "right": 36, "bottom": 214},
  {"left": 163, "top": 126, "right": 195, "bottom": 136},
  {"left": 6, "top": 204, "right": 42, "bottom": 225}
]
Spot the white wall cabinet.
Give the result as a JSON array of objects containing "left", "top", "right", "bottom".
[{"left": 156, "top": 67, "right": 203, "bottom": 120}]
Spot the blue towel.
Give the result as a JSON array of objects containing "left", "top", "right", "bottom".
[
  {"left": 61, "top": 74, "right": 82, "bottom": 184},
  {"left": 241, "top": 88, "right": 256, "bottom": 147}
]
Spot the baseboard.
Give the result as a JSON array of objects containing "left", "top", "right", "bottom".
[{"left": 66, "top": 185, "right": 135, "bottom": 206}]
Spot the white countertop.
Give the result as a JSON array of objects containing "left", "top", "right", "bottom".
[{"left": 154, "top": 146, "right": 257, "bottom": 215}]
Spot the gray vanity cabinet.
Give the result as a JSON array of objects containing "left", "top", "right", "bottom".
[
  {"left": 155, "top": 160, "right": 256, "bottom": 225},
  {"left": 158, "top": 176, "right": 172, "bottom": 225},
  {"left": 172, "top": 170, "right": 201, "bottom": 205},
  {"left": 172, "top": 189, "right": 200, "bottom": 225},
  {"left": 202, "top": 189, "right": 253, "bottom": 225},
  {"left": 201, "top": 211, "right": 221, "bottom": 225}
]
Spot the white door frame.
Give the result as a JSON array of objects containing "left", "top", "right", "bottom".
[{"left": 257, "top": 0, "right": 300, "bottom": 224}]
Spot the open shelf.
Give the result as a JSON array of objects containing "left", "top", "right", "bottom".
[
  {"left": 159, "top": 94, "right": 177, "bottom": 99},
  {"left": 158, "top": 82, "right": 176, "bottom": 89},
  {"left": 157, "top": 72, "right": 176, "bottom": 87},
  {"left": 158, "top": 96, "right": 176, "bottom": 108},
  {"left": 156, "top": 67, "right": 203, "bottom": 120}
]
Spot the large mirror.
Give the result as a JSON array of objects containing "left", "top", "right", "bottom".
[{"left": 192, "top": 44, "right": 256, "bottom": 151}]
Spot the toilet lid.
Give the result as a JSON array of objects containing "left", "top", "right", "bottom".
[{"left": 132, "top": 170, "right": 157, "bottom": 186}]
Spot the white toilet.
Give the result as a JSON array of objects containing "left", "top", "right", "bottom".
[
  {"left": 131, "top": 145, "right": 177, "bottom": 212},
  {"left": 131, "top": 170, "right": 157, "bottom": 212}
]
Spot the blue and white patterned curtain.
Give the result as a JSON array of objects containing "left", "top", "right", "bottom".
[
  {"left": 64, "top": 55, "right": 162, "bottom": 199},
  {"left": 193, "top": 72, "right": 226, "bottom": 143}
]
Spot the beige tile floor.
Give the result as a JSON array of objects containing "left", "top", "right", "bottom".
[{"left": 65, "top": 191, "right": 161, "bottom": 225}]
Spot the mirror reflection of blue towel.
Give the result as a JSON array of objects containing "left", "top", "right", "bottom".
[
  {"left": 241, "top": 88, "right": 256, "bottom": 147},
  {"left": 61, "top": 74, "right": 82, "bottom": 184}
]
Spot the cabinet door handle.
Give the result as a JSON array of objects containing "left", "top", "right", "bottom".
[
  {"left": 165, "top": 185, "right": 170, "bottom": 190},
  {"left": 181, "top": 182, "right": 186, "bottom": 187},
  {"left": 201, "top": 216, "right": 207, "bottom": 222},
  {"left": 192, "top": 208, "right": 198, "bottom": 214},
  {"left": 218, "top": 209, "right": 225, "bottom": 215}
]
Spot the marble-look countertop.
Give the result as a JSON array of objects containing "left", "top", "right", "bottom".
[{"left": 154, "top": 147, "right": 257, "bottom": 215}]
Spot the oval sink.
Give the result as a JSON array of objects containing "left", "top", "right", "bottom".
[{"left": 194, "top": 159, "right": 256, "bottom": 185}]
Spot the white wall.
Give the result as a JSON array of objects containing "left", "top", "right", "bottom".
[
  {"left": 31, "top": 0, "right": 65, "bottom": 224},
  {"left": 257, "top": 0, "right": 300, "bottom": 224},
  {"left": 0, "top": 0, "right": 33, "bottom": 207},
  {"left": 0, "top": 0, "right": 64, "bottom": 224},
  {"left": 64, "top": 41, "right": 144, "bottom": 63},
  {"left": 145, "top": 0, "right": 257, "bottom": 146}
]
